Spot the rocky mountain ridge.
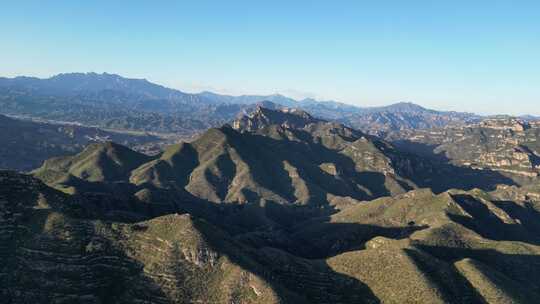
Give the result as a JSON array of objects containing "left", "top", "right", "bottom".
[
  {"left": 33, "top": 106, "right": 514, "bottom": 210},
  {"left": 389, "top": 117, "right": 540, "bottom": 180}
]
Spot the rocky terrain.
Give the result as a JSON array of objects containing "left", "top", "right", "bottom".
[
  {"left": 389, "top": 118, "right": 540, "bottom": 182},
  {"left": 2, "top": 103, "right": 540, "bottom": 303},
  {"left": 33, "top": 106, "right": 513, "bottom": 206},
  {"left": 3, "top": 165, "right": 540, "bottom": 303}
]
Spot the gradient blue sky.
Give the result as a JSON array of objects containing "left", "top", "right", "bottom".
[{"left": 2, "top": 1, "right": 539, "bottom": 115}]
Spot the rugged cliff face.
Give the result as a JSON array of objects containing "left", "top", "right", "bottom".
[
  {"left": 232, "top": 105, "right": 322, "bottom": 132},
  {"left": 390, "top": 118, "right": 540, "bottom": 180}
]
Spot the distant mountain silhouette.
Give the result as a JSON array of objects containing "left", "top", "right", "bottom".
[{"left": 0, "top": 72, "right": 480, "bottom": 135}]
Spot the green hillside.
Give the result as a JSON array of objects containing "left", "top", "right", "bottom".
[
  {"left": 3, "top": 169, "right": 540, "bottom": 303},
  {"left": 4, "top": 106, "right": 540, "bottom": 303}
]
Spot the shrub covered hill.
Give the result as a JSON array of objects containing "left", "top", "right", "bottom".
[
  {"left": 34, "top": 105, "right": 512, "bottom": 205},
  {"left": 2, "top": 106, "right": 540, "bottom": 303}
]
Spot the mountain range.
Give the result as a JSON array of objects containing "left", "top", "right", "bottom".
[
  {"left": 32, "top": 106, "right": 513, "bottom": 205},
  {"left": 2, "top": 73, "right": 540, "bottom": 303},
  {"left": 389, "top": 118, "right": 540, "bottom": 181},
  {"left": 2, "top": 106, "right": 540, "bottom": 303},
  {"left": 0, "top": 72, "right": 481, "bottom": 135}
]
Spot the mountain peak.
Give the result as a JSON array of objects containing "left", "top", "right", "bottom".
[
  {"left": 232, "top": 105, "right": 321, "bottom": 132},
  {"left": 254, "top": 100, "right": 282, "bottom": 110},
  {"left": 370, "top": 101, "right": 428, "bottom": 113},
  {"left": 35, "top": 141, "right": 151, "bottom": 184}
]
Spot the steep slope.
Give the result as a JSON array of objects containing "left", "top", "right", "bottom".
[
  {"left": 0, "top": 171, "right": 282, "bottom": 303},
  {"left": 232, "top": 105, "right": 323, "bottom": 131},
  {"left": 390, "top": 118, "right": 540, "bottom": 182},
  {"left": 0, "top": 171, "right": 382, "bottom": 304},
  {"left": 33, "top": 142, "right": 153, "bottom": 194},
  {"left": 293, "top": 188, "right": 540, "bottom": 303},
  {"left": 4, "top": 169, "right": 540, "bottom": 303},
  {"left": 36, "top": 106, "right": 515, "bottom": 208},
  {"left": 130, "top": 106, "right": 429, "bottom": 207}
]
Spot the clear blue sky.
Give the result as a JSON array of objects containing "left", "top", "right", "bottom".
[{"left": 2, "top": 1, "right": 539, "bottom": 115}]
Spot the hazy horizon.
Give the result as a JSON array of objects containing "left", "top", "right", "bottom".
[
  {"left": 2, "top": 70, "right": 538, "bottom": 117},
  {"left": 2, "top": 1, "right": 539, "bottom": 116}
]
